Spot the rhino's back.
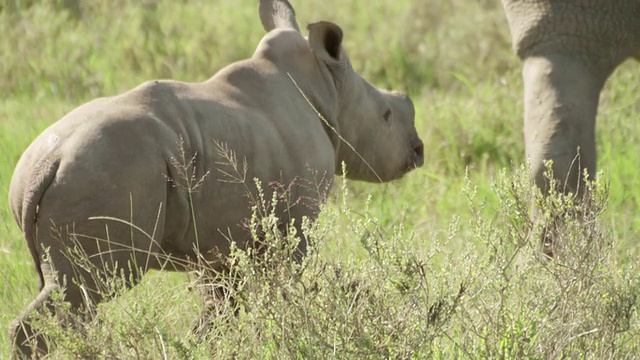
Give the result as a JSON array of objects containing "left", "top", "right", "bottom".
[{"left": 21, "top": 79, "right": 247, "bottom": 178}]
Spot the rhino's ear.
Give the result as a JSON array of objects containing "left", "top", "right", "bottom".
[
  {"left": 307, "top": 21, "right": 344, "bottom": 65},
  {"left": 259, "top": 0, "right": 300, "bottom": 33}
]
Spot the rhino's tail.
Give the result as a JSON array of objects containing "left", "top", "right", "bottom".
[{"left": 20, "top": 158, "right": 60, "bottom": 290}]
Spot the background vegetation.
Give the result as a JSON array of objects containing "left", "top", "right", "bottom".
[{"left": 1, "top": 0, "right": 639, "bottom": 358}]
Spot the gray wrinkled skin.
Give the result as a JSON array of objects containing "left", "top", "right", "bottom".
[
  {"left": 8, "top": 0, "right": 423, "bottom": 357},
  {"left": 501, "top": 0, "right": 640, "bottom": 195}
]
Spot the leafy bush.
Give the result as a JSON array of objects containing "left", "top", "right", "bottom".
[{"left": 18, "top": 165, "right": 640, "bottom": 359}]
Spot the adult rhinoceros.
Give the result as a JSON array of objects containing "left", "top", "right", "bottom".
[
  {"left": 501, "top": 0, "right": 640, "bottom": 255},
  {"left": 9, "top": 0, "right": 424, "bottom": 356}
]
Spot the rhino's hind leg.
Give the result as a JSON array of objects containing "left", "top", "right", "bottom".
[
  {"left": 10, "top": 224, "right": 157, "bottom": 358},
  {"left": 9, "top": 255, "right": 115, "bottom": 358},
  {"left": 10, "top": 262, "right": 60, "bottom": 358}
]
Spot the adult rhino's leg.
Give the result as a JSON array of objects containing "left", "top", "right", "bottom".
[
  {"left": 522, "top": 54, "right": 609, "bottom": 255},
  {"left": 523, "top": 54, "right": 606, "bottom": 195}
]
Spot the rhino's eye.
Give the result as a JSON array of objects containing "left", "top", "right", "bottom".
[{"left": 383, "top": 109, "right": 392, "bottom": 123}]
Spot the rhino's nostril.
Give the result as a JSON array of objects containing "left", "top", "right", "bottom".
[{"left": 413, "top": 141, "right": 424, "bottom": 167}]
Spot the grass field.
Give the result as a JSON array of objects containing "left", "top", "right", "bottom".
[{"left": 1, "top": 0, "right": 639, "bottom": 358}]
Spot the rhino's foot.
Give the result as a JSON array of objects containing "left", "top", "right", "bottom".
[
  {"left": 9, "top": 318, "right": 49, "bottom": 360},
  {"left": 191, "top": 296, "right": 239, "bottom": 342},
  {"left": 540, "top": 229, "right": 556, "bottom": 260},
  {"left": 190, "top": 303, "right": 215, "bottom": 344}
]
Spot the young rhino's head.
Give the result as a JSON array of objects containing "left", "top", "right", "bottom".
[
  {"left": 337, "top": 85, "right": 424, "bottom": 183},
  {"left": 259, "top": 0, "right": 423, "bottom": 182},
  {"left": 307, "top": 22, "right": 424, "bottom": 182}
]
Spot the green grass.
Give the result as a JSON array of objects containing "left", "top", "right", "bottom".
[{"left": 1, "top": 0, "right": 639, "bottom": 358}]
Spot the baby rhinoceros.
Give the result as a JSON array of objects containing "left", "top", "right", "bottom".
[{"left": 9, "top": 0, "right": 423, "bottom": 356}]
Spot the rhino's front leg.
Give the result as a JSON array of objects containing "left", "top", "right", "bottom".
[
  {"left": 522, "top": 54, "right": 610, "bottom": 256},
  {"left": 189, "top": 196, "right": 321, "bottom": 342},
  {"left": 190, "top": 271, "right": 238, "bottom": 344},
  {"left": 522, "top": 54, "right": 605, "bottom": 196}
]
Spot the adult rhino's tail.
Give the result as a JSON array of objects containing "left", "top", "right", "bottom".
[{"left": 16, "top": 158, "right": 60, "bottom": 290}]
